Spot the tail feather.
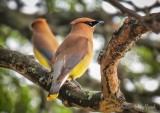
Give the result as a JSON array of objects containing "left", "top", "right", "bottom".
[{"left": 47, "top": 82, "right": 61, "bottom": 101}]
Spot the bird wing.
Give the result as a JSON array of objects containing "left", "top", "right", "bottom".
[
  {"left": 33, "top": 48, "right": 51, "bottom": 68},
  {"left": 32, "top": 34, "right": 57, "bottom": 61},
  {"left": 53, "top": 36, "right": 88, "bottom": 83}
]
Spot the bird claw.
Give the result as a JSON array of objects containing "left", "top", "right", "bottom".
[
  {"left": 28, "top": 55, "right": 36, "bottom": 60},
  {"left": 47, "top": 70, "right": 54, "bottom": 85},
  {"left": 47, "top": 77, "right": 52, "bottom": 85},
  {"left": 47, "top": 74, "right": 54, "bottom": 85},
  {"left": 47, "top": 63, "right": 54, "bottom": 85},
  {"left": 72, "top": 80, "right": 82, "bottom": 89}
]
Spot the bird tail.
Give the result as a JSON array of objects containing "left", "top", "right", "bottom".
[{"left": 47, "top": 82, "right": 61, "bottom": 101}]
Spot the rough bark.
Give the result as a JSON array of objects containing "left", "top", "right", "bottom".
[
  {"left": 0, "top": 47, "right": 102, "bottom": 111},
  {"left": 99, "top": 17, "right": 148, "bottom": 98}
]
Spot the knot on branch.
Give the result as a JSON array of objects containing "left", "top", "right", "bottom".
[{"left": 99, "top": 94, "right": 124, "bottom": 112}]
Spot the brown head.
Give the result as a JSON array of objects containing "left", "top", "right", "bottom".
[
  {"left": 70, "top": 17, "right": 104, "bottom": 37},
  {"left": 31, "top": 18, "right": 49, "bottom": 32}
]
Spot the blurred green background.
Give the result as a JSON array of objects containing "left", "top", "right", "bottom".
[{"left": 0, "top": 0, "right": 160, "bottom": 113}]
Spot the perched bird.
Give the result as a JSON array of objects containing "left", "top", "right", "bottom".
[
  {"left": 31, "top": 18, "right": 59, "bottom": 69},
  {"left": 47, "top": 17, "right": 104, "bottom": 101}
]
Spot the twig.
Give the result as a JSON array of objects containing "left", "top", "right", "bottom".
[
  {"left": 104, "top": 0, "right": 143, "bottom": 20},
  {"left": 103, "top": 0, "right": 160, "bottom": 33},
  {"left": 122, "top": 102, "right": 147, "bottom": 113},
  {"left": 119, "top": 0, "right": 160, "bottom": 13}
]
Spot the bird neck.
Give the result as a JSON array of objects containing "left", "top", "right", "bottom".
[
  {"left": 71, "top": 24, "right": 94, "bottom": 38},
  {"left": 33, "top": 23, "right": 51, "bottom": 33}
]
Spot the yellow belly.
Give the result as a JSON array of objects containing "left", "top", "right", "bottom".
[
  {"left": 69, "top": 52, "right": 92, "bottom": 79},
  {"left": 33, "top": 48, "right": 50, "bottom": 69}
]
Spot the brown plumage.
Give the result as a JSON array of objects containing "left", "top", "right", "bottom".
[
  {"left": 31, "top": 18, "right": 59, "bottom": 68},
  {"left": 47, "top": 17, "right": 103, "bottom": 101}
]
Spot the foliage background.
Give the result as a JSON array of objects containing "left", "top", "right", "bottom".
[{"left": 0, "top": 0, "right": 160, "bottom": 113}]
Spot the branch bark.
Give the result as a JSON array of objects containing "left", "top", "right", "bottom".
[
  {"left": 99, "top": 17, "right": 148, "bottom": 99},
  {"left": 0, "top": 47, "right": 102, "bottom": 111},
  {"left": 0, "top": 14, "right": 157, "bottom": 112}
]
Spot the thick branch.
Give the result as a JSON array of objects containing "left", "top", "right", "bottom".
[
  {"left": 0, "top": 47, "right": 103, "bottom": 111},
  {"left": 99, "top": 17, "right": 148, "bottom": 99},
  {"left": 0, "top": 47, "right": 146, "bottom": 113}
]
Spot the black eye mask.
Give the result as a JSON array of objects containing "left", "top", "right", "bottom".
[{"left": 83, "top": 21, "right": 99, "bottom": 27}]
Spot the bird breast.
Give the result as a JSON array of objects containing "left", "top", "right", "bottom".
[{"left": 69, "top": 41, "right": 93, "bottom": 79}]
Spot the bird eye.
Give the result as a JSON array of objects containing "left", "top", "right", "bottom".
[
  {"left": 84, "top": 22, "right": 94, "bottom": 27},
  {"left": 88, "top": 22, "right": 93, "bottom": 26}
]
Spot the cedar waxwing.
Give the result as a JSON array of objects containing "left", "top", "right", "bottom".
[
  {"left": 47, "top": 17, "right": 104, "bottom": 101},
  {"left": 31, "top": 18, "right": 59, "bottom": 69}
]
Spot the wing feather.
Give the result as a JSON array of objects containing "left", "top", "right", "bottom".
[
  {"left": 32, "top": 34, "right": 57, "bottom": 60},
  {"left": 53, "top": 35, "right": 88, "bottom": 83}
]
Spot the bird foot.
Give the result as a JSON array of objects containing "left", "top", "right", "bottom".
[
  {"left": 47, "top": 71, "right": 54, "bottom": 85},
  {"left": 71, "top": 80, "right": 82, "bottom": 89},
  {"left": 28, "top": 55, "right": 36, "bottom": 60}
]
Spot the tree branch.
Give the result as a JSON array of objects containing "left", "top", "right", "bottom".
[
  {"left": 0, "top": 47, "right": 124, "bottom": 112},
  {"left": 119, "top": 0, "right": 160, "bottom": 13},
  {"left": 104, "top": 0, "right": 160, "bottom": 34},
  {"left": 137, "top": 39, "right": 160, "bottom": 52},
  {"left": 99, "top": 17, "right": 148, "bottom": 99},
  {"left": 0, "top": 47, "right": 103, "bottom": 111},
  {"left": 104, "top": 0, "right": 142, "bottom": 20},
  {"left": 0, "top": 46, "right": 146, "bottom": 113}
]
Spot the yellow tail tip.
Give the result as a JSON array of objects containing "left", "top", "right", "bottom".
[{"left": 47, "top": 94, "right": 59, "bottom": 101}]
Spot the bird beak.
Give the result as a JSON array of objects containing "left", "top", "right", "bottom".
[{"left": 96, "top": 20, "right": 104, "bottom": 24}]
